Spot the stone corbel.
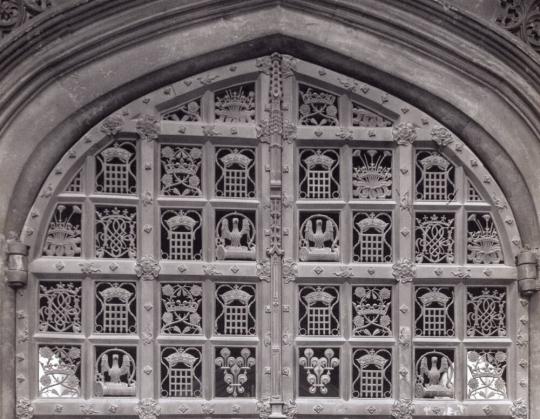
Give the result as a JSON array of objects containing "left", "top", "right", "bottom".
[
  {"left": 517, "top": 249, "right": 538, "bottom": 296},
  {"left": 5, "top": 239, "right": 29, "bottom": 289}
]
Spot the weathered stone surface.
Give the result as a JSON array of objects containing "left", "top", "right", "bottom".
[{"left": 1, "top": 1, "right": 540, "bottom": 418}]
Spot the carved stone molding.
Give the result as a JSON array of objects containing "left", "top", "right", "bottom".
[
  {"left": 134, "top": 256, "right": 160, "bottom": 280},
  {"left": 391, "top": 399, "right": 415, "bottom": 419},
  {"left": 15, "top": 398, "right": 33, "bottom": 419},
  {"left": 135, "top": 398, "right": 161, "bottom": 419}
]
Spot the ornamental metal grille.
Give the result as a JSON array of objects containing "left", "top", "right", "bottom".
[
  {"left": 20, "top": 56, "right": 524, "bottom": 418},
  {"left": 352, "top": 348, "right": 392, "bottom": 398}
]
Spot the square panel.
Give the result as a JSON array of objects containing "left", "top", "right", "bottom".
[
  {"left": 352, "top": 348, "right": 392, "bottom": 398},
  {"left": 214, "top": 347, "right": 256, "bottom": 398},
  {"left": 160, "top": 145, "right": 203, "bottom": 196},
  {"left": 94, "top": 346, "right": 137, "bottom": 397},
  {"left": 298, "top": 285, "right": 340, "bottom": 336},
  {"left": 298, "top": 148, "right": 340, "bottom": 199},
  {"left": 414, "top": 212, "right": 455, "bottom": 263},
  {"left": 215, "top": 210, "right": 257, "bottom": 261},
  {"left": 39, "top": 281, "right": 82, "bottom": 333},
  {"left": 215, "top": 147, "right": 256, "bottom": 198},
  {"left": 160, "top": 209, "right": 202, "bottom": 261},
  {"left": 95, "top": 205, "right": 137, "bottom": 259},
  {"left": 95, "top": 281, "right": 137, "bottom": 334},
  {"left": 215, "top": 283, "right": 256, "bottom": 336},
  {"left": 160, "top": 346, "right": 203, "bottom": 398},
  {"left": 298, "top": 347, "right": 340, "bottom": 397},
  {"left": 466, "top": 287, "right": 507, "bottom": 337},
  {"left": 414, "top": 348, "right": 455, "bottom": 399},
  {"left": 353, "top": 211, "right": 393, "bottom": 263},
  {"left": 352, "top": 286, "right": 392, "bottom": 337},
  {"left": 160, "top": 283, "right": 203, "bottom": 335},
  {"left": 38, "top": 345, "right": 81, "bottom": 398},
  {"left": 298, "top": 212, "right": 340, "bottom": 262},
  {"left": 351, "top": 149, "right": 393, "bottom": 200},
  {"left": 415, "top": 286, "right": 455, "bottom": 337}
]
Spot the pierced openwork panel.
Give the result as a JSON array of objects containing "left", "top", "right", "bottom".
[
  {"left": 415, "top": 286, "right": 455, "bottom": 337},
  {"left": 299, "top": 212, "right": 340, "bottom": 262},
  {"left": 160, "top": 145, "right": 203, "bottom": 196},
  {"left": 160, "top": 209, "right": 202, "bottom": 260},
  {"left": 415, "top": 151, "right": 455, "bottom": 201},
  {"left": 215, "top": 147, "right": 256, "bottom": 198},
  {"left": 353, "top": 211, "right": 392, "bottom": 263},
  {"left": 352, "top": 149, "right": 393, "bottom": 200},
  {"left": 43, "top": 204, "right": 82, "bottom": 257},
  {"left": 95, "top": 141, "right": 137, "bottom": 195},
  {"left": 95, "top": 206, "right": 137, "bottom": 258},
  {"left": 161, "top": 283, "right": 203, "bottom": 335},
  {"left": 352, "top": 103, "right": 393, "bottom": 127},
  {"left": 467, "top": 213, "right": 503, "bottom": 264},
  {"left": 94, "top": 346, "right": 137, "bottom": 397},
  {"left": 64, "top": 170, "right": 83, "bottom": 193},
  {"left": 298, "top": 285, "right": 340, "bottom": 336},
  {"left": 214, "top": 83, "right": 256, "bottom": 123},
  {"left": 214, "top": 347, "right": 256, "bottom": 397},
  {"left": 298, "top": 148, "right": 340, "bottom": 199},
  {"left": 298, "top": 347, "right": 340, "bottom": 397},
  {"left": 466, "top": 349, "right": 507, "bottom": 400},
  {"left": 415, "top": 349, "right": 455, "bottom": 399},
  {"left": 39, "top": 282, "right": 82, "bottom": 333},
  {"left": 215, "top": 210, "right": 256, "bottom": 260},
  {"left": 95, "top": 281, "right": 137, "bottom": 334},
  {"left": 352, "top": 286, "right": 392, "bottom": 337},
  {"left": 298, "top": 84, "right": 339, "bottom": 126},
  {"left": 163, "top": 98, "right": 202, "bottom": 122},
  {"left": 215, "top": 283, "right": 256, "bottom": 336},
  {"left": 467, "top": 179, "right": 483, "bottom": 202},
  {"left": 466, "top": 287, "right": 507, "bottom": 337},
  {"left": 161, "top": 346, "right": 202, "bottom": 397},
  {"left": 415, "top": 212, "right": 455, "bottom": 263},
  {"left": 21, "top": 56, "right": 524, "bottom": 418},
  {"left": 352, "top": 348, "right": 392, "bottom": 398},
  {"left": 38, "top": 345, "right": 81, "bottom": 398}
]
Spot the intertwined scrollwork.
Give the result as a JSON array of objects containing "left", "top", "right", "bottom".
[
  {"left": 95, "top": 206, "right": 137, "bottom": 258},
  {"left": 352, "top": 286, "right": 392, "bottom": 336},
  {"left": 39, "top": 282, "right": 81, "bottom": 332},
  {"left": 467, "top": 350, "right": 507, "bottom": 400},
  {"left": 43, "top": 204, "right": 82, "bottom": 256},
  {"left": 466, "top": 287, "right": 507, "bottom": 337},
  {"left": 0, "top": 0, "right": 53, "bottom": 39},
  {"left": 415, "top": 213, "right": 455, "bottom": 263},
  {"left": 215, "top": 347, "right": 256, "bottom": 397},
  {"left": 160, "top": 145, "right": 202, "bottom": 196},
  {"left": 161, "top": 283, "right": 202, "bottom": 334},
  {"left": 467, "top": 213, "right": 503, "bottom": 264},
  {"left": 38, "top": 345, "right": 81, "bottom": 398},
  {"left": 496, "top": 0, "right": 540, "bottom": 54},
  {"left": 352, "top": 149, "right": 392, "bottom": 199}
]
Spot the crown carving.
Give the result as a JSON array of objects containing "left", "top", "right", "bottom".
[
  {"left": 301, "top": 88, "right": 336, "bottom": 106},
  {"left": 220, "top": 151, "right": 252, "bottom": 168},
  {"left": 358, "top": 349, "right": 388, "bottom": 369},
  {"left": 304, "top": 287, "right": 335, "bottom": 305},
  {"left": 164, "top": 300, "right": 198, "bottom": 314},
  {"left": 166, "top": 213, "right": 197, "bottom": 231},
  {"left": 165, "top": 351, "right": 198, "bottom": 367},
  {"left": 100, "top": 286, "right": 132, "bottom": 303},
  {"left": 304, "top": 151, "right": 335, "bottom": 170},
  {"left": 101, "top": 145, "right": 132, "bottom": 163},
  {"left": 356, "top": 213, "right": 388, "bottom": 232},
  {"left": 222, "top": 286, "right": 252, "bottom": 305},
  {"left": 420, "top": 154, "right": 449, "bottom": 170},
  {"left": 419, "top": 289, "right": 449, "bottom": 306}
]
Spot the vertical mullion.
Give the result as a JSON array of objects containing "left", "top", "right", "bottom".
[
  {"left": 397, "top": 142, "right": 414, "bottom": 401},
  {"left": 139, "top": 137, "right": 156, "bottom": 400}
]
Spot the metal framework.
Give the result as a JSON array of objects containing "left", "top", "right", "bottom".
[{"left": 17, "top": 55, "right": 525, "bottom": 418}]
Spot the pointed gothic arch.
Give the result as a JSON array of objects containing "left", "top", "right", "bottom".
[{"left": 1, "top": 2, "right": 540, "bottom": 419}]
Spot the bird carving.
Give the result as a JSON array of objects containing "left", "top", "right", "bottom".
[
  {"left": 221, "top": 217, "right": 250, "bottom": 247},
  {"left": 101, "top": 353, "right": 131, "bottom": 383},
  {"left": 420, "top": 356, "right": 449, "bottom": 387},
  {"left": 305, "top": 219, "right": 334, "bottom": 248}
]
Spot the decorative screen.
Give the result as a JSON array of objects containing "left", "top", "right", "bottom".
[{"left": 17, "top": 55, "right": 525, "bottom": 419}]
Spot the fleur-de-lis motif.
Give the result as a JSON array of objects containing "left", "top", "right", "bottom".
[
  {"left": 299, "top": 348, "right": 340, "bottom": 395},
  {"left": 215, "top": 347, "right": 256, "bottom": 397}
]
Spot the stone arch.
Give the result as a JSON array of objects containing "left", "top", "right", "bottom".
[{"left": 1, "top": 2, "right": 540, "bottom": 418}]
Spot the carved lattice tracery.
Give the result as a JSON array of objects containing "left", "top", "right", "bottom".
[{"left": 21, "top": 56, "right": 522, "bottom": 417}]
